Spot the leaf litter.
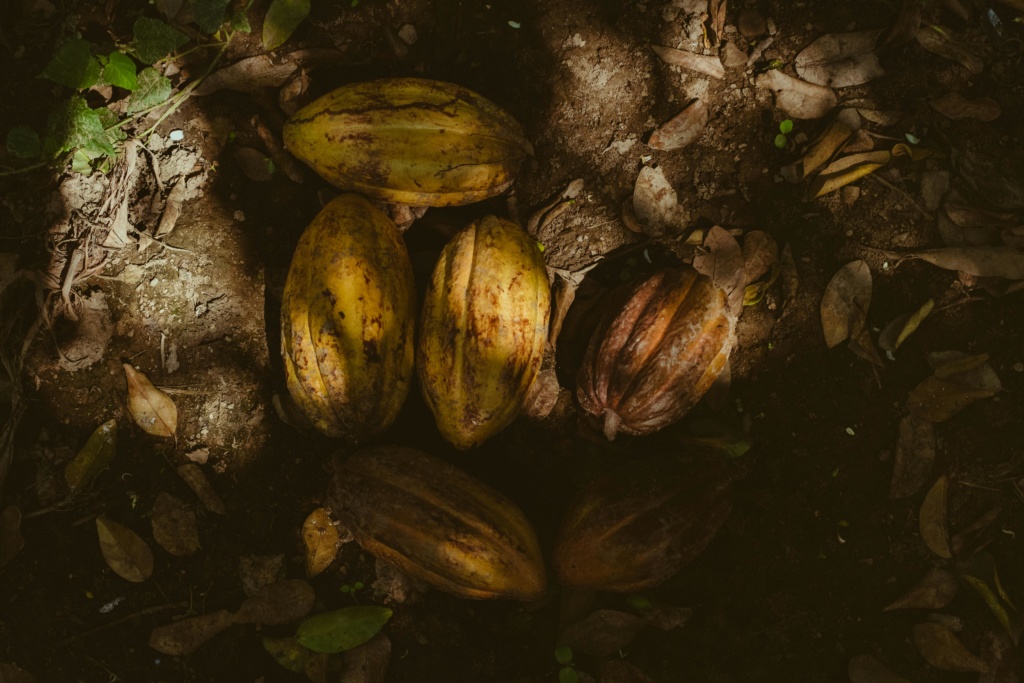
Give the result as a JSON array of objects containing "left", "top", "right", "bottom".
[
  {"left": 847, "top": 654, "right": 912, "bottom": 683},
  {"left": 884, "top": 567, "right": 958, "bottom": 611},
  {"left": 795, "top": 31, "right": 885, "bottom": 88},
  {"left": 123, "top": 363, "right": 177, "bottom": 437},
  {"left": 64, "top": 419, "right": 117, "bottom": 493},
  {"left": 919, "top": 476, "right": 952, "bottom": 559},
  {"left": 151, "top": 492, "right": 200, "bottom": 557},
  {"left": 339, "top": 632, "right": 392, "bottom": 683},
  {"left": 235, "top": 579, "right": 316, "bottom": 625},
  {"left": 651, "top": 44, "right": 725, "bottom": 79},
  {"left": 878, "top": 299, "right": 934, "bottom": 352},
  {"left": 303, "top": 507, "right": 342, "bottom": 578},
  {"left": 648, "top": 99, "right": 708, "bottom": 151},
  {"left": 820, "top": 260, "right": 872, "bottom": 349},
  {"left": 149, "top": 610, "right": 236, "bottom": 655},
  {"left": 296, "top": 606, "right": 393, "bottom": 654},
  {"left": 176, "top": 463, "right": 227, "bottom": 515},
  {"left": 755, "top": 70, "right": 837, "bottom": 120},
  {"left": 907, "top": 352, "right": 1000, "bottom": 422},
  {"left": 889, "top": 415, "right": 936, "bottom": 500},
  {"left": 912, "top": 622, "right": 989, "bottom": 673},
  {"left": 693, "top": 226, "right": 746, "bottom": 314},
  {"left": 96, "top": 515, "right": 154, "bottom": 582},
  {"left": 930, "top": 93, "right": 1002, "bottom": 122},
  {"left": 557, "top": 609, "right": 648, "bottom": 658}
]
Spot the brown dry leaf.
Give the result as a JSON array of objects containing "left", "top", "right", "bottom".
[
  {"left": 841, "top": 129, "right": 876, "bottom": 154},
  {"left": 234, "top": 147, "right": 275, "bottom": 182},
  {"left": 148, "top": 610, "right": 236, "bottom": 655},
  {"left": 96, "top": 515, "right": 154, "bottom": 582},
  {"left": 123, "top": 364, "right": 177, "bottom": 438},
  {"left": 755, "top": 70, "right": 837, "bottom": 120},
  {"left": 780, "top": 109, "right": 860, "bottom": 183},
  {"left": 154, "top": 179, "right": 188, "bottom": 239},
  {"left": 919, "top": 476, "right": 952, "bottom": 559},
  {"left": 521, "top": 345, "right": 560, "bottom": 421},
  {"left": 913, "top": 622, "right": 990, "bottom": 673},
  {"left": 907, "top": 375, "right": 997, "bottom": 422},
  {"left": 0, "top": 662, "right": 36, "bottom": 683},
  {"left": 930, "top": 93, "right": 1002, "bottom": 122},
  {"left": 889, "top": 415, "right": 936, "bottom": 500},
  {"left": 878, "top": 299, "right": 934, "bottom": 352},
  {"left": 880, "top": 0, "right": 923, "bottom": 47},
  {"left": 820, "top": 260, "right": 871, "bottom": 348},
  {"left": 151, "top": 492, "right": 200, "bottom": 557},
  {"left": 847, "top": 654, "right": 911, "bottom": 683},
  {"left": 239, "top": 554, "right": 288, "bottom": 596},
  {"left": 847, "top": 295, "right": 884, "bottom": 367},
  {"left": 279, "top": 70, "right": 311, "bottom": 117},
  {"left": 742, "top": 231, "right": 780, "bottom": 284},
  {"left": 177, "top": 464, "right": 227, "bottom": 515},
  {"left": 706, "top": 0, "right": 727, "bottom": 47},
  {"left": 64, "top": 419, "right": 117, "bottom": 494},
  {"left": 254, "top": 115, "right": 305, "bottom": 184},
  {"left": 694, "top": 226, "right": 746, "bottom": 313},
  {"left": 303, "top": 507, "right": 341, "bottom": 579},
  {"left": 0, "top": 505, "right": 25, "bottom": 569},
  {"left": 979, "top": 630, "right": 1019, "bottom": 683},
  {"left": 930, "top": 351, "right": 993, "bottom": 379},
  {"left": 339, "top": 632, "right": 392, "bottom": 683},
  {"left": 651, "top": 45, "right": 725, "bottom": 79},
  {"left": 952, "top": 507, "right": 1003, "bottom": 557},
  {"left": 557, "top": 609, "right": 648, "bottom": 658},
  {"left": 648, "top": 99, "right": 708, "bottom": 151},
  {"left": 856, "top": 107, "right": 904, "bottom": 127},
  {"left": 944, "top": 203, "right": 1017, "bottom": 230},
  {"left": 236, "top": 579, "right": 316, "bottom": 625},
  {"left": 795, "top": 31, "right": 885, "bottom": 88},
  {"left": 192, "top": 49, "right": 344, "bottom": 96},
  {"left": 632, "top": 166, "right": 683, "bottom": 237},
  {"left": 599, "top": 659, "right": 655, "bottom": 683},
  {"left": 810, "top": 151, "right": 892, "bottom": 198},
  {"left": 884, "top": 568, "right": 958, "bottom": 611},
  {"left": 902, "top": 247, "right": 1024, "bottom": 280},
  {"left": 915, "top": 26, "right": 984, "bottom": 74}
]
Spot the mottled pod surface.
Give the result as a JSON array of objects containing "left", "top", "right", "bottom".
[
  {"left": 418, "top": 216, "right": 551, "bottom": 449},
  {"left": 281, "top": 193, "right": 415, "bottom": 441},
  {"left": 577, "top": 267, "right": 736, "bottom": 440},
  {"left": 553, "top": 455, "right": 734, "bottom": 592},
  {"left": 282, "top": 78, "right": 532, "bottom": 207},
  {"left": 328, "top": 446, "right": 547, "bottom": 600}
]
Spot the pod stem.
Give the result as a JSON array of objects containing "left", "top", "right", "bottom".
[{"left": 602, "top": 409, "right": 622, "bottom": 441}]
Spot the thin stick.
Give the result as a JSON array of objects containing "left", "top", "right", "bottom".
[{"left": 59, "top": 602, "right": 189, "bottom": 646}]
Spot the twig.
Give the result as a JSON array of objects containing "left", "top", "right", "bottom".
[{"left": 59, "top": 602, "right": 189, "bottom": 646}]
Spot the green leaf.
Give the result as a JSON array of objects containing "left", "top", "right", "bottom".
[
  {"left": 127, "top": 68, "right": 173, "bottom": 115},
  {"left": 96, "top": 108, "right": 127, "bottom": 143},
  {"left": 71, "top": 149, "right": 93, "bottom": 174},
  {"left": 103, "top": 51, "right": 138, "bottom": 90},
  {"left": 262, "top": 0, "right": 311, "bottom": 51},
  {"left": 64, "top": 419, "right": 118, "bottom": 493},
  {"left": 132, "top": 17, "right": 189, "bottom": 64},
  {"left": 779, "top": 119, "right": 794, "bottom": 134},
  {"left": 554, "top": 645, "right": 573, "bottom": 665},
  {"left": 47, "top": 96, "right": 116, "bottom": 159},
  {"left": 559, "top": 667, "right": 578, "bottom": 683},
  {"left": 40, "top": 39, "right": 101, "bottom": 89},
  {"left": 230, "top": 9, "right": 251, "bottom": 32},
  {"left": 296, "top": 606, "right": 392, "bottom": 654},
  {"left": 6, "top": 125, "right": 42, "bottom": 159},
  {"left": 774, "top": 133, "right": 788, "bottom": 149},
  {"left": 191, "top": 0, "right": 230, "bottom": 34},
  {"left": 262, "top": 636, "right": 313, "bottom": 674}
]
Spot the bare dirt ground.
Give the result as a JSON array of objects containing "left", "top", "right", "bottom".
[{"left": 1, "top": 0, "right": 1023, "bottom": 682}]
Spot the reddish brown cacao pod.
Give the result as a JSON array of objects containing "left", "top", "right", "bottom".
[{"left": 576, "top": 267, "right": 736, "bottom": 440}]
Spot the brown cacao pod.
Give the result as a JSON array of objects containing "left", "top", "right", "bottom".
[
  {"left": 417, "top": 216, "right": 551, "bottom": 449},
  {"left": 576, "top": 267, "right": 736, "bottom": 440},
  {"left": 282, "top": 78, "right": 532, "bottom": 207},
  {"left": 280, "top": 193, "right": 415, "bottom": 442},
  {"left": 553, "top": 456, "right": 734, "bottom": 592},
  {"left": 329, "top": 446, "right": 547, "bottom": 601}
]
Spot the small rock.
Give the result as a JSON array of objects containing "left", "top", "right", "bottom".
[
  {"left": 721, "top": 41, "right": 748, "bottom": 69},
  {"left": 738, "top": 9, "right": 767, "bottom": 38}
]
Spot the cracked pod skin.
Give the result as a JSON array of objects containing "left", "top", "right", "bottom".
[
  {"left": 283, "top": 78, "right": 532, "bottom": 207},
  {"left": 553, "top": 455, "right": 734, "bottom": 592},
  {"left": 329, "top": 446, "right": 547, "bottom": 600},
  {"left": 417, "top": 216, "right": 551, "bottom": 449},
  {"left": 576, "top": 267, "right": 736, "bottom": 441},
  {"left": 280, "top": 193, "right": 415, "bottom": 441}
]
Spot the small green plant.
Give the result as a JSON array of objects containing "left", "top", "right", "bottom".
[
  {"left": 340, "top": 581, "right": 365, "bottom": 598},
  {"left": 554, "top": 645, "right": 577, "bottom": 683},
  {"left": 774, "top": 119, "right": 794, "bottom": 149}
]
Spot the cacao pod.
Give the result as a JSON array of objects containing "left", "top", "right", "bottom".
[
  {"left": 281, "top": 193, "right": 415, "bottom": 441},
  {"left": 282, "top": 78, "right": 532, "bottom": 207},
  {"left": 329, "top": 446, "right": 547, "bottom": 600},
  {"left": 577, "top": 267, "right": 736, "bottom": 440},
  {"left": 417, "top": 216, "right": 551, "bottom": 449},
  {"left": 553, "top": 456, "right": 734, "bottom": 592}
]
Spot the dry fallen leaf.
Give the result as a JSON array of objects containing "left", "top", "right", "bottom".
[
  {"left": 64, "top": 419, "right": 117, "bottom": 494},
  {"left": 651, "top": 45, "right": 725, "bottom": 79},
  {"left": 915, "top": 26, "right": 984, "bottom": 74},
  {"left": 0, "top": 505, "right": 25, "bottom": 569},
  {"left": 303, "top": 507, "right": 342, "bottom": 578},
  {"left": 177, "top": 464, "right": 227, "bottom": 515},
  {"left": 632, "top": 166, "right": 684, "bottom": 236},
  {"left": 880, "top": 0, "right": 923, "bottom": 47},
  {"left": 884, "top": 568, "right": 958, "bottom": 611},
  {"left": 878, "top": 299, "right": 934, "bottom": 352},
  {"left": 339, "top": 632, "right": 392, "bottom": 683},
  {"left": 557, "top": 609, "right": 648, "bottom": 658},
  {"left": 151, "top": 492, "right": 200, "bottom": 557},
  {"left": 236, "top": 579, "right": 316, "bottom": 625},
  {"left": 192, "top": 49, "right": 343, "bottom": 96},
  {"left": 901, "top": 247, "right": 1024, "bottom": 280},
  {"left": 913, "top": 622, "right": 990, "bottom": 673},
  {"left": 810, "top": 150, "right": 892, "bottom": 198},
  {"left": 742, "top": 231, "right": 780, "bottom": 284},
  {"left": 96, "top": 515, "right": 154, "bottom": 582},
  {"left": 239, "top": 553, "right": 287, "bottom": 596},
  {"left": 149, "top": 610, "right": 236, "bottom": 655},
  {"left": 234, "top": 147, "right": 275, "bottom": 182},
  {"left": 847, "top": 654, "right": 911, "bottom": 683},
  {"left": 930, "top": 93, "right": 1002, "bottom": 121},
  {"left": 693, "top": 226, "right": 746, "bottom": 313},
  {"left": 952, "top": 507, "right": 1004, "bottom": 558},
  {"left": 123, "top": 364, "right": 177, "bottom": 438},
  {"left": 889, "top": 414, "right": 936, "bottom": 499},
  {"left": 820, "top": 260, "right": 872, "bottom": 349},
  {"left": 780, "top": 109, "right": 860, "bottom": 183},
  {"left": 919, "top": 476, "right": 952, "bottom": 559},
  {"left": 907, "top": 375, "right": 997, "bottom": 422},
  {"left": 755, "top": 70, "right": 837, "bottom": 120},
  {"left": 979, "top": 629, "right": 1019, "bottom": 683},
  {"left": 520, "top": 345, "right": 560, "bottom": 421},
  {"left": 648, "top": 99, "right": 708, "bottom": 151},
  {"left": 795, "top": 31, "right": 885, "bottom": 88}
]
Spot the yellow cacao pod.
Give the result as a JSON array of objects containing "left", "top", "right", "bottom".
[
  {"left": 328, "top": 446, "right": 547, "bottom": 600},
  {"left": 282, "top": 78, "right": 532, "bottom": 207},
  {"left": 417, "top": 216, "right": 551, "bottom": 449},
  {"left": 280, "top": 193, "right": 415, "bottom": 441},
  {"left": 577, "top": 268, "right": 736, "bottom": 440}
]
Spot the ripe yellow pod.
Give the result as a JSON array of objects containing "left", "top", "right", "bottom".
[
  {"left": 418, "top": 216, "right": 551, "bottom": 449},
  {"left": 282, "top": 78, "right": 532, "bottom": 207},
  {"left": 281, "top": 193, "right": 415, "bottom": 442}
]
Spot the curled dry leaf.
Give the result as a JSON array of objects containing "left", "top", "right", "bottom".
[
  {"left": 64, "top": 419, "right": 117, "bottom": 493},
  {"left": 919, "top": 476, "right": 952, "bottom": 559},
  {"left": 632, "top": 166, "right": 683, "bottom": 237},
  {"left": 521, "top": 344, "right": 560, "bottom": 421},
  {"left": 303, "top": 507, "right": 341, "bottom": 578},
  {"left": 795, "top": 30, "right": 885, "bottom": 88},
  {"left": 820, "top": 260, "right": 871, "bottom": 349},
  {"left": 878, "top": 299, "right": 934, "bottom": 352},
  {"left": 236, "top": 579, "right": 316, "bottom": 625},
  {"left": 755, "top": 70, "right": 837, "bottom": 120},
  {"left": 915, "top": 26, "right": 984, "bottom": 74},
  {"left": 149, "top": 610, "right": 236, "bottom": 655},
  {"left": 648, "top": 99, "right": 708, "bottom": 151},
  {"left": 96, "top": 515, "right": 154, "bottom": 582},
  {"left": 123, "top": 364, "right": 177, "bottom": 438},
  {"left": 557, "top": 609, "right": 648, "bottom": 658},
  {"left": 902, "top": 247, "right": 1024, "bottom": 280},
  {"left": 0, "top": 505, "right": 25, "bottom": 569},
  {"left": 742, "top": 231, "right": 779, "bottom": 285},
  {"left": 151, "top": 492, "right": 200, "bottom": 557},
  {"left": 339, "top": 632, "right": 392, "bottom": 683},
  {"left": 847, "top": 654, "right": 911, "bottom": 683},
  {"left": 913, "top": 622, "right": 990, "bottom": 673},
  {"left": 884, "top": 567, "right": 958, "bottom": 611},
  {"left": 780, "top": 110, "right": 860, "bottom": 183},
  {"left": 177, "top": 464, "right": 226, "bottom": 515},
  {"left": 154, "top": 178, "right": 188, "bottom": 239},
  {"left": 889, "top": 414, "right": 936, "bottom": 500},
  {"left": 907, "top": 375, "right": 997, "bottom": 422},
  {"left": 809, "top": 150, "right": 892, "bottom": 198},
  {"left": 234, "top": 147, "right": 275, "bottom": 182},
  {"left": 651, "top": 45, "right": 725, "bottom": 79},
  {"left": 930, "top": 93, "right": 1002, "bottom": 122},
  {"left": 693, "top": 226, "right": 746, "bottom": 313},
  {"left": 193, "top": 49, "right": 343, "bottom": 96}
]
